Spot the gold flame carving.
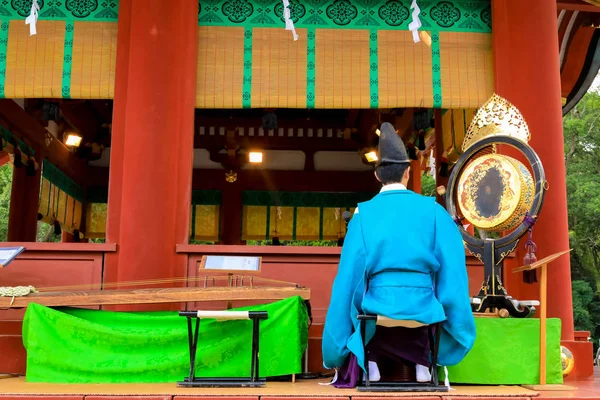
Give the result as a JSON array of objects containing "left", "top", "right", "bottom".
[{"left": 462, "top": 94, "right": 531, "bottom": 152}]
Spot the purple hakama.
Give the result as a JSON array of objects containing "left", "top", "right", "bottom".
[{"left": 332, "top": 325, "right": 431, "bottom": 388}]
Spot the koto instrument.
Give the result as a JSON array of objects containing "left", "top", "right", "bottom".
[{"left": 0, "top": 275, "right": 310, "bottom": 309}]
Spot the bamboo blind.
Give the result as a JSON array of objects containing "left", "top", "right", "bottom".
[
  {"left": 38, "top": 178, "right": 83, "bottom": 234},
  {"left": 86, "top": 202, "right": 221, "bottom": 242},
  {"left": 241, "top": 205, "right": 356, "bottom": 241},
  {"left": 3, "top": 20, "right": 116, "bottom": 99},
  {"left": 1, "top": 23, "right": 493, "bottom": 109}
]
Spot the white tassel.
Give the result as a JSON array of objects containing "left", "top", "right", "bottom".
[
  {"left": 443, "top": 366, "right": 454, "bottom": 390},
  {"left": 429, "top": 149, "right": 436, "bottom": 177},
  {"left": 318, "top": 368, "right": 338, "bottom": 385},
  {"left": 25, "top": 0, "right": 40, "bottom": 36},
  {"left": 409, "top": 0, "right": 421, "bottom": 43},
  {"left": 282, "top": 0, "right": 299, "bottom": 41}
]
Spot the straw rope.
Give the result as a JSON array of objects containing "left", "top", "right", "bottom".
[{"left": 0, "top": 285, "right": 37, "bottom": 305}]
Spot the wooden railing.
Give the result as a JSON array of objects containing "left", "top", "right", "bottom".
[{"left": 0, "top": 242, "right": 116, "bottom": 375}]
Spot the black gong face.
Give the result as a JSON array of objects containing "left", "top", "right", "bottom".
[{"left": 475, "top": 167, "right": 503, "bottom": 218}]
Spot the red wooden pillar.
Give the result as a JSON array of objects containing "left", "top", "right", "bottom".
[
  {"left": 220, "top": 184, "right": 242, "bottom": 245},
  {"left": 7, "top": 156, "right": 41, "bottom": 242},
  {"left": 493, "top": 0, "right": 574, "bottom": 340},
  {"left": 409, "top": 160, "right": 421, "bottom": 194},
  {"left": 434, "top": 110, "right": 447, "bottom": 205},
  {"left": 104, "top": 0, "right": 198, "bottom": 309}
]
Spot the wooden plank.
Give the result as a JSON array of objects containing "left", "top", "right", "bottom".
[
  {"left": 0, "top": 286, "right": 311, "bottom": 308},
  {"left": 540, "top": 264, "right": 548, "bottom": 385},
  {"left": 513, "top": 249, "right": 572, "bottom": 273}
]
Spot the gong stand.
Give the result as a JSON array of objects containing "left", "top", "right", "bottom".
[{"left": 445, "top": 136, "right": 547, "bottom": 318}]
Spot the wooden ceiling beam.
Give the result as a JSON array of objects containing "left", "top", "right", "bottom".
[
  {"left": 59, "top": 100, "right": 102, "bottom": 143},
  {"left": 355, "top": 110, "right": 380, "bottom": 149},
  {"left": 195, "top": 133, "right": 361, "bottom": 152},
  {"left": 86, "top": 166, "right": 380, "bottom": 193},
  {"left": 88, "top": 100, "right": 113, "bottom": 123},
  {"left": 557, "top": 0, "right": 600, "bottom": 12},
  {"left": 195, "top": 115, "right": 348, "bottom": 131},
  {"left": 0, "top": 99, "right": 87, "bottom": 184}
]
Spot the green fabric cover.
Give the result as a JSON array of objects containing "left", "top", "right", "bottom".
[
  {"left": 22, "top": 296, "right": 308, "bottom": 383},
  {"left": 443, "top": 317, "right": 563, "bottom": 385}
]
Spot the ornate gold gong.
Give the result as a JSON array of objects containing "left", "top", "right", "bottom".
[{"left": 457, "top": 154, "right": 534, "bottom": 232}]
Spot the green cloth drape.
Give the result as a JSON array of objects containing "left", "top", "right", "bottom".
[
  {"left": 23, "top": 296, "right": 308, "bottom": 383},
  {"left": 444, "top": 317, "right": 563, "bottom": 385}
]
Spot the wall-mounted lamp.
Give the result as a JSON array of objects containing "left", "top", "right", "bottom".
[
  {"left": 249, "top": 151, "right": 263, "bottom": 163},
  {"left": 364, "top": 151, "right": 378, "bottom": 163},
  {"left": 375, "top": 129, "right": 381, "bottom": 136},
  {"left": 65, "top": 133, "right": 82, "bottom": 147}
]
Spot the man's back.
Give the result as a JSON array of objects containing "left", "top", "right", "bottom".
[
  {"left": 357, "top": 189, "right": 451, "bottom": 331},
  {"left": 359, "top": 189, "right": 439, "bottom": 277}
]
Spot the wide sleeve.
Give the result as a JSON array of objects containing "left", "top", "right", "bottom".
[
  {"left": 321, "top": 213, "right": 367, "bottom": 369},
  {"left": 433, "top": 203, "right": 476, "bottom": 366}
]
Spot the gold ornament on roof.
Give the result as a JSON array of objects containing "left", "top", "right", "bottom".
[
  {"left": 462, "top": 94, "right": 531, "bottom": 152},
  {"left": 225, "top": 170, "right": 237, "bottom": 183}
]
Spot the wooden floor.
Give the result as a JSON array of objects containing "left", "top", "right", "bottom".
[
  {"left": 0, "top": 376, "right": 599, "bottom": 399},
  {"left": 0, "top": 376, "right": 542, "bottom": 398}
]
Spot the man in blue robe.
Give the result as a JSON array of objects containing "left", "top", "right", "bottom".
[{"left": 321, "top": 122, "right": 476, "bottom": 387}]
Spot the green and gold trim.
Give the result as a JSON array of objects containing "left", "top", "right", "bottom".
[
  {"left": 61, "top": 22, "right": 74, "bottom": 99},
  {"left": 307, "top": 28, "right": 316, "bottom": 109}
]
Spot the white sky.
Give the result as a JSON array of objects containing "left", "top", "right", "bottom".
[{"left": 589, "top": 73, "right": 600, "bottom": 93}]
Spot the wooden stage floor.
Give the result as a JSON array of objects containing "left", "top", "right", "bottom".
[{"left": 0, "top": 376, "right": 598, "bottom": 399}]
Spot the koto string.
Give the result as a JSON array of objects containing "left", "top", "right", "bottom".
[{"left": 34, "top": 275, "right": 302, "bottom": 292}]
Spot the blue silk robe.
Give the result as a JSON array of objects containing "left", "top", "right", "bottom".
[{"left": 322, "top": 186, "right": 476, "bottom": 372}]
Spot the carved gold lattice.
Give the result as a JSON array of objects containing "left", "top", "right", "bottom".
[{"left": 462, "top": 94, "right": 531, "bottom": 152}]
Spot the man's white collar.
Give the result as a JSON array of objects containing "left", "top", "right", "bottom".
[
  {"left": 380, "top": 183, "right": 407, "bottom": 193},
  {"left": 355, "top": 184, "right": 407, "bottom": 214}
]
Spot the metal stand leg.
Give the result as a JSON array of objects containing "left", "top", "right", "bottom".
[
  {"left": 177, "top": 311, "right": 268, "bottom": 388},
  {"left": 250, "top": 317, "right": 260, "bottom": 382},
  {"left": 361, "top": 319, "right": 370, "bottom": 387},
  {"left": 186, "top": 316, "right": 200, "bottom": 382},
  {"left": 356, "top": 315, "right": 448, "bottom": 393}
]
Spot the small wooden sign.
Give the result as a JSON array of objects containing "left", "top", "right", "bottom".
[
  {"left": 0, "top": 246, "right": 25, "bottom": 268},
  {"left": 199, "top": 255, "right": 262, "bottom": 274}
]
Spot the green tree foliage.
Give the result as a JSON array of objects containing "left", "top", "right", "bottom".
[
  {"left": 0, "top": 164, "right": 12, "bottom": 241},
  {"left": 564, "top": 89, "right": 600, "bottom": 335},
  {"left": 421, "top": 173, "right": 436, "bottom": 197},
  {"left": 572, "top": 280, "right": 597, "bottom": 333}
]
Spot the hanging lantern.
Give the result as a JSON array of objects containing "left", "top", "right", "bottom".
[
  {"left": 26, "top": 157, "right": 36, "bottom": 176},
  {"left": 439, "top": 155, "right": 449, "bottom": 177},
  {"left": 407, "top": 143, "right": 418, "bottom": 160},
  {"left": 53, "top": 219, "right": 62, "bottom": 235},
  {"left": 13, "top": 146, "right": 23, "bottom": 168},
  {"left": 262, "top": 111, "right": 278, "bottom": 130},
  {"left": 413, "top": 110, "right": 430, "bottom": 131},
  {"left": 416, "top": 129, "right": 426, "bottom": 151}
]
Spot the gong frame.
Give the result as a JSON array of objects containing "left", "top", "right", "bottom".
[{"left": 445, "top": 135, "right": 546, "bottom": 318}]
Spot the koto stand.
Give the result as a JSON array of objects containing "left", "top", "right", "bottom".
[{"left": 514, "top": 249, "right": 575, "bottom": 390}]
